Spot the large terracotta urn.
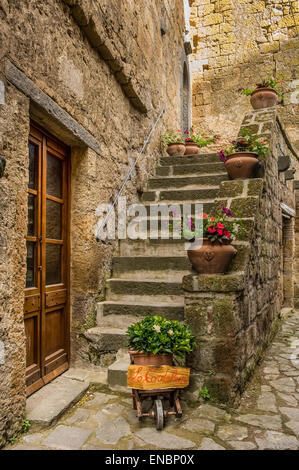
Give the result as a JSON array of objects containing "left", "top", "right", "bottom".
[
  {"left": 225, "top": 152, "right": 258, "bottom": 180},
  {"left": 184, "top": 141, "right": 199, "bottom": 155},
  {"left": 187, "top": 239, "right": 237, "bottom": 274},
  {"left": 250, "top": 88, "right": 278, "bottom": 109}
]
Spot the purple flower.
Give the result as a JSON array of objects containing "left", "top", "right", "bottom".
[
  {"left": 184, "top": 130, "right": 189, "bottom": 135},
  {"left": 238, "top": 88, "right": 244, "bottom": 92},
  {"left": 222, "top": 205, "right": 233, "bottom": 217},
  {"left": 218, "top": 150, "right": 227, "bottom": 163}
]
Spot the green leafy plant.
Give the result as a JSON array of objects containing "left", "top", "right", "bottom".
[
  {"left": 22, "top": 419, "right": 31, "bottom": 433},
  {"left": 219, "top": 128, "right": 269, "bottom": 161},
  {"left": 161, "top": 129, "right": 185, "bottom": 145},
  {"left": 238, "top": 73, "right": 284, "bottom": 99},
  {"left": 127, "top": 315, "right": 196, "bottom": 362},
  {"left": 198, "top": 386, "right": 211, "bottom": 401},
  {"left": 184, "top": 128, "right": 218, "bottom": 148},
  {"left": 169, "top": 206, "right": 246, "bottom": 243}
]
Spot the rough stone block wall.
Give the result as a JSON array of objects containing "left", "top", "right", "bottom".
[
  {"left": 183, "top": 107, "right": 297, "bottom": 404},
  {"left": 189, "top": 0, "right": 299, "bottom": 151},
  {"left": 0, "top": 0, "right": 186, "bottom": 445}
]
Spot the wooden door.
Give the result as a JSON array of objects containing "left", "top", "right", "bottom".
[{"left": 24, "top": 124, "right": 70, "bottom": 396}]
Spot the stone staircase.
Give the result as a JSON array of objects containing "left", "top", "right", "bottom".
[{"left": 84, "top": 152, "right": 228, "bottom": 389}]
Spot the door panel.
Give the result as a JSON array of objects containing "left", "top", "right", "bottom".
[{"left": 24, "top": 124, "right": 70, "bottom": 396}]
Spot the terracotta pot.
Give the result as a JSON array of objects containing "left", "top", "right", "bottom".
[
  {"left": 225, "top": 152, "right": 258, "bottom": 180},
  {"left": 187, "top": 239, "right": 237, "bottom": 274},
  {"left": 129, "top": 350, "right": 173, "bottom": 366},
  {"left": 250, "top": 88, "right": 278, "bottom": 109},
  {"left": 184, "top": 141, "right": 199, "bottom": 155},
  {"left": 166, "top": 143, "right": 186, "bottom": 156}
]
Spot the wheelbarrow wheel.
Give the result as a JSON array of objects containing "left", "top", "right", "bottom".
[{"left": 154, "top": 399, "right": 164, "bottom": 430}]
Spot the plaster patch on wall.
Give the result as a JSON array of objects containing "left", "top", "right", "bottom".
[
  {"left": 0, "top": 81, "right": 5, "bottom": 104},
  {"left": 191, "top": 59, "right": 209, "bottom": 74},
  {"left": 58, "top": 56, "right": 84, "bottom": 101}
]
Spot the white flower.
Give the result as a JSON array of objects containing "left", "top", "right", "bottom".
[
  {"left": 168, "top": 329, "right": 174, "bottom": 336},
  {"left": 153, "top": 324, "right": 161, "bottom": 333}
]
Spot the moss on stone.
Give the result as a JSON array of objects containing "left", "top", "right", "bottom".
[
  {"left": 218, "top": 180, "right": 245, "bottom": 198},
  {"left": 183, "top": 273, "right": 245, "bottom": 292},
  {"left": 247, "top": 178, "right": 263, "bottom": 196},
  {"left": 230, "top": 197, "right": 259, "bottom": 217},
  {"left": 228, "top": 244, "right": 250, "bottom": 272}
]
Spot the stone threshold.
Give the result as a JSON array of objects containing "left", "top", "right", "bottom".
[{"left": 26, "top": 368, "right": 107, "bottom": 430}]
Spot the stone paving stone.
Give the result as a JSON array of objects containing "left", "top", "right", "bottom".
[
  {"left": 96, "top": 416, "right": 131, "bottom": 445},
  {"left": 228, "top": 441, "right": 256, "bottom": 450},
  {"left": 279, "top": 407, "right": 299, "bottom": 421},
  {"left": 181, "top": 418, "right": 215, "bottom": 434},
  {"left": 64, "top": 408, "right": 90, "bottom": 425},
  {"left": 236, "top": 414, "right": 282, "bottom": 430},
  {"left": 255, "top": 431, "right": 299, "bottom": 450},
  {"left": 101, "top": 403, "right": 125, "bottom": 416},
  {"left": 270, "top": 377, "right": 296, "bottom": 393},
  {"left": 22, "top": 432, "right": 44, "bottom": 444},
  {"left": 135, "top": 428, "right": 196, "bottom": 449},
  {"left": 217, "top": 424, "right": 248, "bottom": 441},
  {"left": 277, "top": 392, "right": 297, "bottom": 406},
  {"left": 43, "top": 425, "right": 92, "bottom": 450},
  {"left": 81, "top": 392, "right": 115, "bottom": 408},
  {"left": 198, "top": 438, "right": 225, "bottom": 450},
  {"left": 257, "top": 391, "right": 277, "bottom": 412},
  {"left": 285, "top": 420, "right": 299, "bottom": 437},
  {"left": 195, "top": 404, "right": 231, "bottom": 421}
]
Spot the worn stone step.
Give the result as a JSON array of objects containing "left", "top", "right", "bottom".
[
  {"left": 26, "top": 375, "right": 90, "bottom": 430},
  {"left": 148, "top": 173, "right": 227, "bottom": 189},
  {"left": 142, "top": 187, "right": 218, "bottom": 202},
  {"left": 108, "top": 354, "right": 130, "bottom": 390},
  {"left": 156, "top": 162, "right": 226, "bottom": 177},
  {"left": 84, "top": 326, "right": 128, "bottom": 353},
  {"left": 113, "top": 256, "right": 191, "bottom": 280},
  {"left": 143, "top": 201, "right": 214, "bottom": 217},
  {"left": 97, "top": 300, "right": 185, "bottom": 321},
  {"left": 160, "top": 153, "right": 219, "bottom": 166},
  {"left": 106, "top": 278, "right": 184, "bottom": 302},
  {"left": 118, "top": 238, "right": 189, "bottom": 256}
]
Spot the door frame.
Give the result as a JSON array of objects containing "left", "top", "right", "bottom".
[{"left": 25, "top": 121, "right": 71, "bottom": 396}]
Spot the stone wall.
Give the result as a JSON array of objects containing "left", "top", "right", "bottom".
[
  {"left": 189, "top": 0, "right": 299, "bottom": 151},
  {"left": 0, "top": 0, "right": 186, "bottom": 445},
  {"left": 183, "top": 107, "right": 297, "bottom": 404}
]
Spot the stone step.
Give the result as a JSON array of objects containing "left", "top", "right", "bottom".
[
  {"left": 97, "top": 300, "right": 185, "bottom": 322},
  {"left": 143, "top": 201, "right": 214, "bottom": 216},
  {"left": 108, "top": 353, "right": 130, "bottom": 390},
  {"left": 106, "top": 278, "right": 184, "bottom": 303},
  {"left": 160, "top": 153, "right": 219, "bottom": 166},
  {"left": 84, "top": 326, "right": 128, "bottom": 353},
  {"left": 156, "top": 162, "right": 225, "bottom": 177},
  {"left": 148, "top": 173, "right": 228, "bottom": 190},
  {"left": 112, "top": 256, "right": 192, "bottom": 280},
  {"left": 142, "top": 187, "right": 218, "bottom": 202},
  {"left": 26, "top": 375, "right": 90, "bottom": 430},
  {"left": 118, "top": 238, "right": 189, "bottom": 256}
]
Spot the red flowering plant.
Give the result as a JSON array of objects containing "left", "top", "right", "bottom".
[
  {"left": 169, "top": 207, "right": 245, "bottom": 243},
  {"left": 237, "top": 73, "right": 284, "bottom": 100},
  {"left": 184, "top": 128, "right": 218, "bottom": 148},
  {"left": 218, "top": 128, "right": 269, "bottom": 163},
  {"left": 161, "top": 129, "right": 185, "bottom": 145}
]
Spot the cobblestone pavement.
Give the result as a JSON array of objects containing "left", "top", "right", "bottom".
[{"left": 6, "top": 313, "right": 299, "bottom": 450}]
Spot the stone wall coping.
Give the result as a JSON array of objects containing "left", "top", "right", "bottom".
[{"left": 182, "top": 272, "right": 245, "bottom": 293}]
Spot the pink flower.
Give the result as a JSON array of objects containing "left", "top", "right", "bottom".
[
  {"left": 217, "top": 223, "right": 224, "bottom": 229},
  {"left": 208, "top": 226, "right": 216, "bottom": 233},
  {"left": 224, "top": 230, "right": 231, "bottom": 238}
]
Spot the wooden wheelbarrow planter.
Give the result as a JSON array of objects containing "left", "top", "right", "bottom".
[
  {"left": 132, "top": 387, "right": 183, "bottom": 430},
  {"left": 128, "top": 354, "right": 189, "bottom": 431}
]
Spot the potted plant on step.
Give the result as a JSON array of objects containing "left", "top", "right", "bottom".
[
  {"left": 184, "top": 128, "right": 218, "bottom": 155},
  {"left": 186, "top": 207, "right": 245, "bottom": 274},
  {"left": 219, "top": 128, "right": 269, "bottom": 180},
  {"left": 161, "top": 129, "right": 186, "bottom": 156},
  {"left": 238, "top": 73, "right": 284, "bottom": 109},
  {"left": 127, "top": 315, "right": 196, "bottom": 366}
]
